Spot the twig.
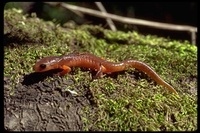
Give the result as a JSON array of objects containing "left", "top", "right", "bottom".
[
  {"left": 45, "top": 2, "right": 197, "bottom": 44},
  {"left": 95, "top": 2, "right": 117, "bottom": 31}
]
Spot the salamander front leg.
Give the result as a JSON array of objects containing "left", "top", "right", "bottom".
[{"left": 57, "top": 65, "right": 71, "bottom": 76}]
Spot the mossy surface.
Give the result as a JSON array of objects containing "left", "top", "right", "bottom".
[{"left": 4, "top": 8, "right": 197, "bottom": 131}]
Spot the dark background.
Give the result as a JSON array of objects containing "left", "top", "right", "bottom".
[{"left": 4, "top": 2, "right": 197, "bottom": 44}]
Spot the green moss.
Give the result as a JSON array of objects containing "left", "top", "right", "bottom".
[{"left": 4, "top": 8, "right": 197, "bottom": 131}]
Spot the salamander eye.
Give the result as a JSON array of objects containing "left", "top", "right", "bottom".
[{"left": 39, "top": 64, "right": 46, "bottom": 69}]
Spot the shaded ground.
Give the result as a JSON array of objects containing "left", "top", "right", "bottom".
[{"left": 4, "top": 74, "right": 95, "bottom": 131}]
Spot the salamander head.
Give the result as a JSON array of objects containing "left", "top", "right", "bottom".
[{"left": 33, "top": 56, "right": 61, "bottom": 72}]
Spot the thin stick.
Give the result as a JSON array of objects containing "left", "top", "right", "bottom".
[
  {"left": 95, "top": 2, "right": 117, "bottom": 31},
  {"left": 45, "top": 2, "right": 197, "bottom": 44}
]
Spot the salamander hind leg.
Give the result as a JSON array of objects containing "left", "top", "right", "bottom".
[{"left": 93, "top": 64, "right": 105, "bottom": 79}]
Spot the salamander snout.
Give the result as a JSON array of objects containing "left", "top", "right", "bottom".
[
  {"left": 33, "top": 63, "right": 47, "bottom": 72},
  {"left": 33, "top": 56, "right": 60, "bottom": 72}
]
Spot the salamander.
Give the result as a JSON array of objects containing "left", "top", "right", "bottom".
[{"left": 33, "top": 53, "right": 178, "bottom": 95}]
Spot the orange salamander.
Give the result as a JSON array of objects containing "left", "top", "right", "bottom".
[{"left": 33, "top": 53, "right": 178, "bottom": 95}]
